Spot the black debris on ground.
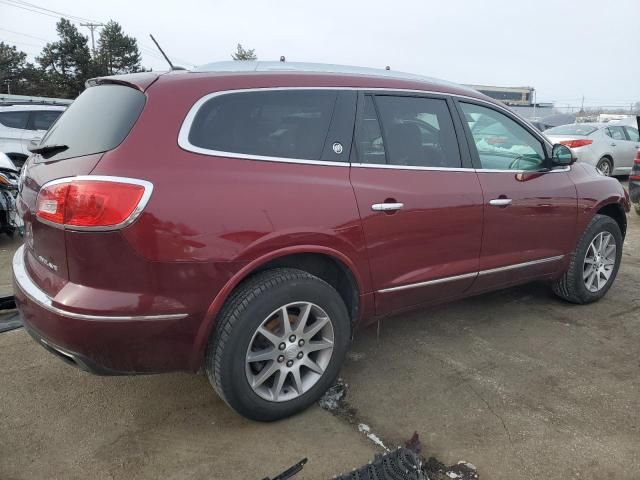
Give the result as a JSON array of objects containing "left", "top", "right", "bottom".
[{"left": 321, "top": 383, "right": 479, "bottom": 480}]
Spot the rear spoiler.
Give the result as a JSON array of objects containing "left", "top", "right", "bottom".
[{"left": 85, "top": 72, "right": 163, "bottom": 93}]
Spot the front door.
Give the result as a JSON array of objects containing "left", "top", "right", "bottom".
[
  {"left": 349, "top": 93, "right": 484, "bottom": 315},
  {"left": 455, "top": 100, "right": 577, "bottom": 292}
]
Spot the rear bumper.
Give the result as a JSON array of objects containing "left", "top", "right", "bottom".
[{"left": 12, "top": 245, "right": 195, "bottom": 374}]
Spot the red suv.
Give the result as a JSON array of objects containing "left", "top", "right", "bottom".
[{"left": 13, "top": 63, "right": 629, "bottom": 421}]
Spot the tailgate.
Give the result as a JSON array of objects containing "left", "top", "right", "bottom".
[{"left": 18, "top": 83, "right": 146, "bottom": 297}]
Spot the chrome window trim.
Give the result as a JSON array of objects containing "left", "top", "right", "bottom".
[
  {"left": 177, "top": 86, "right": 553, "bottom": 167},
  {"left": 12, "top": 245, "right": 187, "bottom": 321},
  {"left": 377, "top": 255, "right": 564, "bottom": 294},
  {"left": 34, "top": 175, "right": 154, "bottom": 231}
]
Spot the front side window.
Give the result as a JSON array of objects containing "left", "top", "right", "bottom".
[
  {"left": 375, "top": 95, "right": 462, "bottom": 168},
  {"left": 188, "top": 90, "right": 338, "bottom": 160},
  {"left": 623, "top": 126, "right": 639, "bottom": 142},
  {"left": 460, "top": 102, "right": 545, "bottom": 171},
  {"left": 0, "top": 111, "right": 29, "bottom": 129},
  {"left": 31, "top": 110, "right": 63, "bottom": 131}
]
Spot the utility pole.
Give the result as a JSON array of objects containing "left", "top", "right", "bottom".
[
  {"left": 81, "top": 23, "right": 104, "bottom": 57},
  {"left": 3, "top": 80, "right": 10, "bottom": 95}
]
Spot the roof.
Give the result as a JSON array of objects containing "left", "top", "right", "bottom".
[
  {"left": 190, "top": 61, "right": 482, "bottom": 96},
  {"left": 0, "top": 104, "right": 66, "bottom": 111}
]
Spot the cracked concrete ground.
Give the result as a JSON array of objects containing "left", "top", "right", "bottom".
[{"left": 1, "top": 182, "right": 639, "bottom": 479}]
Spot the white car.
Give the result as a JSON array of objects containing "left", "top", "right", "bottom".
[
  {"left": 0, "top": 105, "right": 66, "bottom": 168},
  {"left": 545, "top": 122, "right": 640, "bottom": 176}
]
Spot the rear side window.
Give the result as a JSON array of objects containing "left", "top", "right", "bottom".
[
  {"left": 0, "top": 111, "right": 28, "bottom": 129},
  {"left": 38, "top": 84, "right": 145, "bottom": 162},
  {"left": 374, "top": 95, "right": 462, "bottom": 168},
  {"left": 30, "top": 110, "right": 63, "bottom": 131},
  {"left": 606, "top": 126, "right": 626, "bottom": 140},
  {"left": 187, "top": 90, "right": 338, "bottom": 160}
]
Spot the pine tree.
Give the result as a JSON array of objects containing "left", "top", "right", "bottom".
[
  {"left": 96, "top": 21, "right": 142, "bottom": 75},
  {"left": 231, "top": 44, "right": 257, "bottom": 61},
  {"left": 37, "top": 18, "right": 93, "bottom": 98}
]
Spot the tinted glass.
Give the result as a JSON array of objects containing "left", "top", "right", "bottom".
[
  {"left": 624, "top": 126, "right": 639, "bottom": 142},
  {"left": 39, "top": 85, "right": 145, "bottom": 162},
  {"left": 607, "top": 126, "right": 626, "bottom": 140},
  {"left": 460, "top": 102, "right": 545, "bottom": 171},
  {"left": 0, "top": 111, "right": 29, "bottom": 129},
  {"left": 545, "top": 124, "right": 597, "bottom": 136},
  {"left": 354, "top": 95, "right": 386, "bottom": 164},
  {"left": 31, "top": 110, "right": 62, "bottom": 131},
  {"left": 375, "top": 96, "right": 461, "bottom": 168},
  {"left": 189, "top": 90, "right": 338, "bottom": 160}
]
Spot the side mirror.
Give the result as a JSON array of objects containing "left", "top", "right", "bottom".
[{"left": 551, "top": 144, "right": 575, "bottom": 167}]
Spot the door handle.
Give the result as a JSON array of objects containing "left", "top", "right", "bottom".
[
  {"left": 489, "top": 198, "right": 512, "bottom": 207},
  {"left": 371, "top": 202, "right": 404, "bottom": 212},
  {"left": 610, "top": 143, "right": 617, "bottom": 147}
]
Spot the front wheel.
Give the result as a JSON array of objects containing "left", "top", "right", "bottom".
[
  {"left": 205, "top": 268, "right": 351, "bottom": 421},
  {"left": 552, "top": 214, "right": 622, "bottom": 304}
]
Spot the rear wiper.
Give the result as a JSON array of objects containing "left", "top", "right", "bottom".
[{"left": 28, "top": 144, "right": 69, "bottom": 156}]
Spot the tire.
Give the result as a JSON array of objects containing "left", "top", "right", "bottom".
[
  {"left": 552, "top": 214, "right": 622, "bottom": 304},
  {"left": 205, "top": 268, "right": 351, "bottom": 421},
  {"left": 596, "top": 157, "right": 613, "bottom": 176}
]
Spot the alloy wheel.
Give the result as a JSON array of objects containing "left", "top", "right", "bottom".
[
  {"left": 583, "top": 232, "right": 616, "bottom": 292},
  {"left": 597, "top": 160, "right": 611, "bottom": 176},
  {"left": 245, "top": 302, "right": 335, "bottom": 402}
]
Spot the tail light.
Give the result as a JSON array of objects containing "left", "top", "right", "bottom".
[
  {"left": 559, "top": 139, "right": 593, "bottom": 148},
  {"left": 631, "top": 151, "right": 640, "bottom": 181},
  {"left": 36, "top": 176, "right": 152, "bottom": 229}
]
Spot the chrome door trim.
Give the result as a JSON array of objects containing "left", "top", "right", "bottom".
[
  {"left": 377, "top": 271, "right": 478, "bottom": 293},
  {"left": 12, "top": 246, "right": 188, "bottom": 321},
  {"left": 376, "top": 255, "right": 565, "bottom": 294},
  {"left": 477, "top": 255, "right": 565, "bottom": 276}
]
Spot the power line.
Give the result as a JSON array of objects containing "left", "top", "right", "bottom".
[
  {"left": 1, "top": 0, "right": 98, "bottom": 23},
  {"left": 0, "top": 26, "right": 50, "bottom": 42}
]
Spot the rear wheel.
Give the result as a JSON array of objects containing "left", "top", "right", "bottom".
[
  {"left": 596, "top": 157, "right": 612, "bottom": 176},
  {"left": 205, "top": 268, "right": 350, "bottom": 421},
  {"left": 552, "top": 214, "right": 622, "bottom": 304}
]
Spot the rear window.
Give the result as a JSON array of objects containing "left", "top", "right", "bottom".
[
  {"left": 187, "top": 90, "right": 338, "bottom": 160},
  {"left": 0, "top": 111, "right": 29, "bottom": 129},
  {"left": 545, "top": 124, "right": 597, "bottom": 136},
  {"left": 37, "top": 84, "right": 145, "bottom": 162}
]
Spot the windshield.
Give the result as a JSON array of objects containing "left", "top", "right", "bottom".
[
  {"left": 545, "top": 124, "right": 598, "bottom": 136},
  {"left": 37, "top": 84, "right": 145, "bottom": 162}
]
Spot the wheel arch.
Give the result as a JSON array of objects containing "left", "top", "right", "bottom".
[
  {"left": 190, "top": 246, "right": 365, "bottom": 370},
  {"left": 597, "top": 202, "right": 627, "bottom": 238}
]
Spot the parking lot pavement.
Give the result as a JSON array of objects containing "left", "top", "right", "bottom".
[{"left": 1, "top": 191, "right": 639, "bottom": 480}]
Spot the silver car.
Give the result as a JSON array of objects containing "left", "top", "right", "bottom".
[{"left": 545, "top": 123, "right": 640, "bottom": 176}]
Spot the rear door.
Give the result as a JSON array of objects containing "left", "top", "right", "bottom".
[
  {"left": 18, "top": 84, "right": 146, "bottom": 297},
  {"left": 454, "top": 100, "right": 576, "bottom": 292},
  {"left": 606, "top": 126, "right": 633, "bottom": 172},
  {"left": 349, "top": 92, "right": 483, "bottom": 315}
]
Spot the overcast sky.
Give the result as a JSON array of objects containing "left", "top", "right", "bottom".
[{"left": 2, "top": 0, "right": 638, "bottom": 108}]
